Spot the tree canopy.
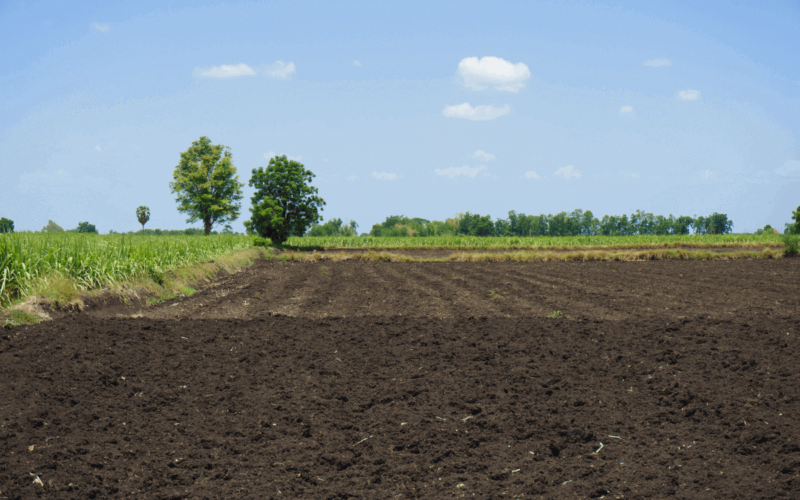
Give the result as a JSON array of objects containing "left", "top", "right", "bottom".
[
  {"left": 790, "top": 206, "right": 800, "bottom": 234},
  {"left": 136, "top": 206, "right": 150, "bottom": 230},
  {"left": 74, "top": 222, "right": 98, "bottom": 233},
  {"left": 0, "top": 217, "right": 13, "bottom": 233},
  {"left": 245, "top": 155, "right": 325, "bottom": 244},
  {"left": 170, "top": 136, "right": 244, "bottom": 235}
]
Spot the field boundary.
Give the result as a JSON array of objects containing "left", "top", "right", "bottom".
[{"left": 1, "top": 247, "right": 270, "bottom": 326}]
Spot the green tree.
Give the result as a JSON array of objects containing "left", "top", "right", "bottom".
[
  {"left": 246, "top": 155, "right": 325, "bottom": 244},
  {"left": 136, "top": 206, "right": 150, "bottom": 230},
  {"left": 308, "top": 218, "right": 359, "bottom": 237},
  {"left": 0, "top": 217, "right": 13, "bottom": 233},
  {"left": 170, "top": 136, "right": 244, "bottom": 235},
  {"left": 75, "top": 222, "right": 98, "bottom": 233},
  {"left": 790, "top": 206, "right": 800, "bottom": 234},
  {"left": 41, "top": 220, "right": 64, "bottom": 233}
]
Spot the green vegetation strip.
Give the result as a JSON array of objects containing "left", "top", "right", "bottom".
[
  {"left": 274, "top": 247, "right": 787, "bottom": 263},
  {"left": 0, "top": 233, "right": 255, "bottom": 307},
  {"left": 288, "top": 234, "right": 784, "bottom": 250}
]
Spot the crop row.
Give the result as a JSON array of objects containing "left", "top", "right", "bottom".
[{"left": 0, "top": 233, "right": 253, "bottom": 306}]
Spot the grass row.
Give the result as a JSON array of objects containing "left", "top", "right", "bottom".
[
  {"left": 288, "top": 233, "right": 785, "bottom": 250},
  {"left": 272, "top": 247, "right": 788, "bottom": 263}
]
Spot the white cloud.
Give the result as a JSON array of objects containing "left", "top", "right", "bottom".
[
  {"left": 458, "top": 56, "right": 531, "bottom": 92},
  {"left": 346, "top": 175, "right": 358, "bottom": 181},
  {"left": 643, "top": 58, "right": 671, "bottom": 67},
  {"left": 471, "top": 149, "right": 495, "bottom": 161},
  {"left": 94, "top": 145, "right": 102, "bottom": 152},
  {"left": 194, "top": 63, "right": 256, "bottom": 78},
  {"left": 678, "top": 89, "right": 700, "bottom": 100},
  {"left": 776, "top": 160, "right": 800, "bottom": 177},
  {"left": 553, "top": 165, "right": 581, "bottom": 179},
  {"left": 435, "top": 165, "right": 486, "bottom": 178},
  {"left": 443, "top": 103, "right": 510, "bottom": 121},
  {"left": 353, "top": 60, "right": 362, "bottom": 67},
  {"left": 372, "top": 171, "right": 397, "bottom": 180},
  {"left": 264, "top": 152, "right": 301, "bottom": 161},
  {"left": 700, "top": 169, "right": 716, "bottom": 179},
  {"left": 93, "top": 23, "right": 109, "bottom": 32},
  {"left": 619, "top": 105, "right": 634, "bottom": 113},
  {"left": 268, "top": 60, "right": 296, "bottom": 78},
  {"left": 524, "top": 170, "right": 540, "bottom": 179}
]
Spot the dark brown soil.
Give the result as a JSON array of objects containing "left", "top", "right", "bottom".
[{"left": 2, "top": 258, "right": 800, "bottom": 499}]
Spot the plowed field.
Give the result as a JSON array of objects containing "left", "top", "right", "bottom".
[{"left": 2, "top": 258, "right": 800, "bottom": 499}]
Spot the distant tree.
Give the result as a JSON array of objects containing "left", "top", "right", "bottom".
[
  {"left": 756, "top": 224, "right": 779, "bottom": 235},
  {"left": 74, "top": 222, "right": 98, "bottom": 233},
  {"left": 308, "top": 218, "right": 359, "bottom": 237},
  {"left": 136, "top": 206, "right": 151, "bottom": 230},
  {"left": 790, "top": 206, "right": 800, "bottom": 234},
  {"left": 457, "top": 212, "right": 496, "bottom": 236},
  {"left": 0, "top": 217, "right": 13, "bottom": 233},
  {"left": 42, "top": 220, "right": 64, "bottom": 233},
  {"left": 247, "top": 155, "right": 325, "bottom": 244},
  {"left": 170, "top": 136, "right": 244, "bottom": 235},
  {"left": 705, "top": 213, "right": 733, "bottom": 234}
]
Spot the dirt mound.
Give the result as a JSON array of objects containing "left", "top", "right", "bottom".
[{"left": 1, "top": 258, "right": 799, "bottom": 498}]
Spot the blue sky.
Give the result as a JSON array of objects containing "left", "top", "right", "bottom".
[{"left": 2, "top": 0, "right": 799, "bottom": 233}]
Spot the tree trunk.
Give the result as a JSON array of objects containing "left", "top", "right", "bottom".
[{"left": 204, "top": 217, "right": 212, "bottom": 235}]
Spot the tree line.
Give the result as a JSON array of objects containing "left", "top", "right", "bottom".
[{"left": 363, "top": 210, "right": 736, "bottom": 238}]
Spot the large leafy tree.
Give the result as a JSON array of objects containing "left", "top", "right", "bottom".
[
  {"left": 0, "top": 217, "right": 13, "bottom": 233},
  {"left": 136, "top": 206, "right": 150, "bottom": 230},
  {"left": 75, "top": 222, "right": 98, "bottom": 233},
  {"left": 170, "top": 136, "right": 244, "bottom": 235},
  {"left": 246, "top": 155, "right": 325, "bottom": 244}
]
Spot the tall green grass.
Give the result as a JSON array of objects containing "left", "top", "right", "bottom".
[
  {"left": 0, "top": 233, "right": 253, "bottom": 306},
  {"left": 288, "top": 234, "right": 783, "bottom": 249}
]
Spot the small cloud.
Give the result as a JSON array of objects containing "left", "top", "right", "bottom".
[
  {"left": 619, "top": 105, "right": 634, "bottom": 113},
  {"left": 553, "top": 165, "right": 581, "bottom": 179},
  {"left": 443, "top": 103, "right": 510, "bottom": 121},
  {"left": 268, "top": 60, "right": 296, "bottom": 78},
  {"left": 353, "top": 60, "right": 362, "bottom": 67},
  {"left": 435, "top": 165, "right": 487, "bottom": 178},
  {"left": 678, "top": 89, "right": 700, "bottom": 100},
  {"left": 194, "top": 63, "right": 256, "bottom": 78},
  {"left": 94, "top": 145, "right": 102, "bottom": 152},
  {"left": 458, "top": 56, "right": 531, "bottom": 92},
  {"left": 524, "top": 170, "right": 540, "bottom": 179},
  {"left": 643, "top": 58, "right": 671, "bottom": 67},
  {"left": 775, "top": 160, "right": 800, "bottom": 177},
  {"left": 264, "top": 152, "right": 301, "bottom": 161},
  {"left": 93, "top": 23, "right": 109, "bottom": 32},
  {"left": 372, "top": 171, "right": 397, "bottom": 180},
  {"left": 471, "top": 150, "right": 495, "bottom": 161},
  {"left": 346, "top": 175, "right": 358, "bottom": 181},
  {"left": 700, "top": 169, "right": 716, "bottom": 179},
  {"left": 618, "top": 170, "right": 640, "bottom": 178}
]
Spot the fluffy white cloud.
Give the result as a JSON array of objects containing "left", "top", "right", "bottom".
[
  {"left": 458, "top": 56, "right": 531, "bottom": 92},
  {"left": 678, "top": 89, "right": 700, "bottom": 100},
  {"left": 94, "top": 145, "right": 102, "bottom": 152},
  {"left": 776, "top": 160, "right": 800, "bottom": 177},
  {"left": 524, "top": 170, "right": 540, "bottom": 179},
  {"left": 435, "top": 165, "right": 486, "bottom": 178},
  {"left": 471, "top": 150, "right": 495, "bottom": 161},
  {"left": 372, "top": 171, "right": 397, "bottom": 180},
  {"left": 553, "top": 165, "right": 581, "bottom": 179},
  {"left": 346, "top": 175, "right": 358, "bottom": 181},
  {"left": 643, "top": 58, "right": 671, "bottom": 67},
  {"left": 353, "top": 60, "right": 362, "bottom": 67},
  {"left": 268, "top": 61, "right": 296, "bottom": 78},
  {"left": 93, "top": 23, "right": 109, "bottom": 32},
  {"left": 443, "top": 103, "right": 510, "bottom": 121},
  {"left": 619, "top": 105, "right": 634, "bottom": 113},
  {"left": 194, "top": 63, "right": 256, "bottom": 78},
  {"left": 700, "top": 170, "right": 716, "bottom": 179}
]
